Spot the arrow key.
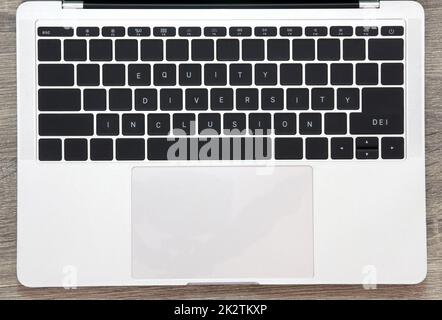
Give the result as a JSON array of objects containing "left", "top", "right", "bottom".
[
  {"left": 331, "top": 138, "right": 353, "bottom": 160},
  {"left": 382, "top": 137, "right": 404, "bottom": 159},
  {"left": 356, "top": 149, "right": 378, "bottom": 160}
]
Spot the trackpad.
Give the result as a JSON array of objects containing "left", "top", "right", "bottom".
[{"left": 131, "top": 166, "right": 314, "bottom": 282}]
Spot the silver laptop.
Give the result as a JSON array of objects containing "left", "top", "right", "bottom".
[{"left": 16, "top": 0, "right": 426, "bottom": 287}]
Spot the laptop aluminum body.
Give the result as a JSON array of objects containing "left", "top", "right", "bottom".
[{"left": 16, "top": 0, "right": 426, "bottom": 287}]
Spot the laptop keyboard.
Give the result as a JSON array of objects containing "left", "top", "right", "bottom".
[{"left": 36, "top": 24, "right": 405, "bottom": 161}]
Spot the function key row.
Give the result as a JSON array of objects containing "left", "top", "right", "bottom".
[{"left": 38, "top": 26, "right": 404, "bottom": 38}]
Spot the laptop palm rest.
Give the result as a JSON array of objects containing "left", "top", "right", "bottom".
[{"left": 131, "top": 166, "right": 314, "bottom": 282}]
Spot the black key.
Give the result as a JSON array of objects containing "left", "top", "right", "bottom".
[
  {"left": 39, "top": 139, "right": 62, "bottom": 161},
  {"left": 115, "top": 40, "right": 138, "bottom": 61},
  {"left": 173, "top": 114, "right": 196, "bottom": 135},
  {"left": 128, "top": 27, "right": 151, "bottom": 37},
  {"left": 129, "top": 64, "right": 151, "bottom": 86},
  {"left": 351, "top": 88, "right": 404, "bottom": 135},
  {"left": 90, "top": 139, "right": 113, "bottom": 161},
  {"left": 312, "top": 88, "right": 334, "bottom": 110},
  {"left": 236, "top": 89, "right": 258, "bottom": 110},
  {"left": 38, "top": 27, "right": 73, "bottom": 37},
  {"left": 293, "top": 39, "right": 315, "bottom": 61},
  {"left": 356, "top": 149, "right": 379, "bottom": 160},
  {"left": 64, "top": 40, "right": 87, "bottom": 61},
  {"left": 369, "top": 39, "right": 404, "bottom": 61},
  {"left": 204, "top": 64, "right": 227, "bottom": 86},
  {"left": 192, "top": 40, "right": 214, "bottom": 61},
  {"left": 122, "top": 114, "right": 145, "bottom": 136},
  {"left": 77, "top": 27, "right": 100, "bottom": 37},
  {"left": 275, "top": 138, "right": 303, "bottom": 160},
  {"left": 357, "top": 137, "right": 378, "bottom": 149},
  {"left": 305, "top": 27, "right": 327, "bottom": 37},
  {"left": 223, "top": 113, "right": 246, "bottom": 135},
  {"left": 196, "top": 137, "right": 218, "bottom": 160},
  {"left": 317, "top": 39, "right": 340, "bottom": 61},
  {"left": 77, "top": 64, "right": 100, "bottom": 86},
  {"left": 38, "top": 64, "right": 74, "bottom": 86},
  {"left": 249, "top": 113, "right": 271, "bottom": 135},
  {"left": 179, "top": 64, "right": 202, "bottom": 86},
  {"left": 186, "top": 89, "right": 208, "bottom": 110},
  {"left": 305, "top": 64, "right": 328, "bottom": 85},
  {"left": 89, "top": 40, "right": 112, "bottom": 61},
  {"left": 381, "top": 26, "right": 404, "bottom": 36},
  {"left": 102, "top": 27, "right": 125, "bottom": 37},
  {"left": 287, "top": 89, "right": 309, "bottom": 110},
  {"left": 84, "top": 89, "right": 106, "bottom": 111},
  {"left": 103, "top": 64, "right": 126, "bottom": 86},
  {"left": 255, "top": 64, "right": 277, "bottom": 86},
  {"left": 153, "top": 27, "right": 176, "bottom": 37},
  {"left": 116, "top": 139, "right": 145, "bottom": 161},
  {"left": 331, "top": 64, "right": 353, "bottom": 85},
  {"left": 154, "top": 64, "right": 176, "bottom": 86},
  {"left": 330, "top": 26, "right": 353, "bottom": 37},
  {"left": 38, "top": 40, "right": 61, "bottom": 61},
  {"left": 160, "top": 89, "right": 183, "bottom": 110},
  {"left": 306, "top": 138, "right": 328, "bottom": 160},
  {"left": 382, "top": 137, "right": 404, "bottom": 159},
  {"left": 204, "top": 27, "right": 227, "bottom": 37},
  {"left": 166, "top": 40, "right": 189, "bottom": 61},
  {"left": 109, "top": 89, "right": 132, "bottom": 111},
  {"left": 325, "top": 113, "right": 347, "bottom": 135},
  {"left": 207, "top": 138, "right": 250, "bottom": 161},
  {"left": 229, "top": 27, "right": 252, "bottom": 37},
  {"left": 280, "top": 27, "right": 302, "bottom": 37},
  {"left": 254, "top": 137, "right": 272, "bottom": 160},
  {"left": 356, "top": 26, "right": 378, "bottom": 37},
  {"left": 343, "top": 39, "right": 366, "bottom": 61},
  {"left": 198, "top": 113, "right": 221, "bottom": 135},
  {"left": 331, "top": 138, "right": 353, "bottom": 160},
  {"left": 39, "top": 114, "right": 93, "bottom": 136},
  {"left": 255, "top": 27, "right": 277, "bottom": 37},
  {"left": 179, "top": 27, "right": 201, "bottom": 37},
  {"left": 242, "top": 39, "right": 265, "bottom": 61},
  {"left": 147, "top": 138, "right": 183, "bottom": 160},
  {"left": 141, "top": 40, "right": 163, "bottom": 61},
  {"left": 97, "top": 114, "right": 119, "bottom": 136},
  {"left": 299, "top": 113, "right": 322, "bottom": 135},
  {"left": 356, "top": 63, "right": 378, "bottom": 85},
  {"left": 38, "top": 89, "right": 81, "bottom": 111},
  {"left": 381, "top": 63, "right": 404, "bottom": 85},
  {"left": 230, "top": 64, "right": 252, "bottom": 86},
  {"left": 267, "top": 39, "right": 290, "bottom": 61},
  {"left": 261, "top": 89, "right": 284, "bottom": 110},
  {"left": 148, "top": 114, "right": 170, "bottom": 136},
  {"left": 337, "top": 88, "right": 359, "bottom": 110},
  {"left": 274, "top": 113, "right": 296, "bottom": 135},
  {"left": 280, "top": 64, "right": 302, "bottom": 86},
  {"left": 217, "top": 39, "right": 239, "bottom": 61},
  {"left": 135, "top": 89, "right": 157, "bottom": 111},
  {"left": 211, "top": 89, "right": 233, "bottom": 110},
  {"left": 65, "top": 139, "right": 88, "bottom": 161}
]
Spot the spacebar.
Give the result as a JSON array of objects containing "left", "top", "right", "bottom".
[{"left": 39, "top": 114, "right": 94, "bottom": 136}]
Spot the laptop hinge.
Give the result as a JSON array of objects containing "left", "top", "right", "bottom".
[
  {"left": 62, "top": 1, "right": 380, "bottom": 9},
  {"left": 62, "top": 1, "right": 84, "bottom": 9}
]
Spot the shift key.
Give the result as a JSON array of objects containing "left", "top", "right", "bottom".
[
  {"left": 350, "top": 88, "right": 404, "bottom": 134},
  {"left": 39, "top": 114, "right": 94, "bottom": 136}
]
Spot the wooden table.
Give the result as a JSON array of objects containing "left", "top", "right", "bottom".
[{"left": 0, "top": 0, "right": 440, "bottom": 299}]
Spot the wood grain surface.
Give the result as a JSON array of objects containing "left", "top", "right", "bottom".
[{"left": 0, "top": 0, "right": 441, "bottom": 299}]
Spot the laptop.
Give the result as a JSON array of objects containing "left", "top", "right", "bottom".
[{"left": 16, "top": 0, "right": 426, "bottom": 287}]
